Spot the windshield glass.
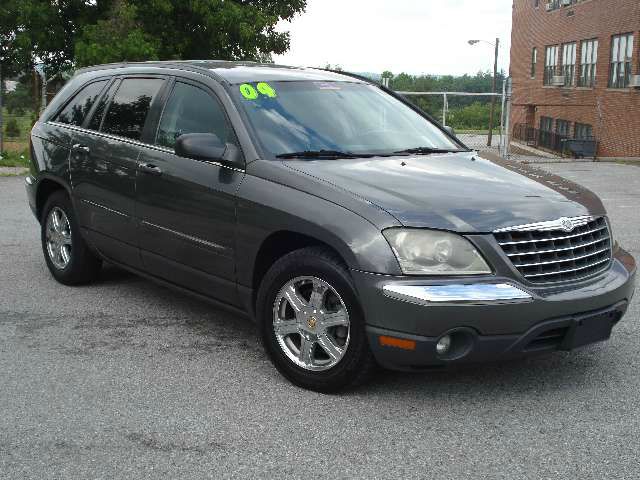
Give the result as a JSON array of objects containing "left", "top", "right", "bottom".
[{"left": 231, "top": 81, "right": 462, "bottom": 158}]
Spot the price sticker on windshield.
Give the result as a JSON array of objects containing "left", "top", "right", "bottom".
[
  {"left": 240, "top": 82, "right": 277, "bottom": 100},
  {"left": 240, "top": 84, "right": 259, "bottom": 100},
  {"left": 257, "top": 82, "right": 277, "bottom": 98}
]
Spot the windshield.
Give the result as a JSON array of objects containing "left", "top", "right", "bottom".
[{"left": 231, "top": 81, "right": 462, "bottom": 158}]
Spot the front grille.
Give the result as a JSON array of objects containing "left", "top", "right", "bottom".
[{"left": 494, "top": 217, "right": 612, "bottom": 284}]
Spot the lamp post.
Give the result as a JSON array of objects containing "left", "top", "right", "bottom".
[{"left": 468, "top": 38, "right": 500, "bottom": 147}]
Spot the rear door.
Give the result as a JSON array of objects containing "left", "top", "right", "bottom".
[
  {"left": 72, "top": 76, "right": 167, "bottom": 267},
  {"left": 136, "top": 78, "right": 245, "bottom": 305}
]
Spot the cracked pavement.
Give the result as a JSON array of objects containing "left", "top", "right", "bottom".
[{"left": 0, "top": 162, "right": 639, "bottom": 479}]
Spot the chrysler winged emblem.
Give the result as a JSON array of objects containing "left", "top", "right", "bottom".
[{"left": 559, "top": 217, "right": 574, "bottom": 232}]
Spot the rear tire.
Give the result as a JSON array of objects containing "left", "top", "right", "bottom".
[
  {"left": 257, "top": 246, "right": 376, "bottom": 392},
  {"left": 41, "top": 190, "right": 102, "bottom": 285}
]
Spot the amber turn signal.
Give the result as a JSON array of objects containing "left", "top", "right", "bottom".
[{"left": 379, "top": 335, "right": 417, "bottom": 351}]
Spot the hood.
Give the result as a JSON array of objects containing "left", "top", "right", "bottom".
[{"left": 282, "top": 152, "right": 606, "bottom": 232}]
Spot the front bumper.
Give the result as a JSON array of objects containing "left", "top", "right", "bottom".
[
  {"left": 353, "top": 247, "right": 636, "bottom": 370},
  {"left": 25, "top": 175, "right": 38, "bottom": 219}
]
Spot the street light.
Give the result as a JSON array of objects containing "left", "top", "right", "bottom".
[{"left": 468, "top": 38, "right": 500, "bottom": 147}]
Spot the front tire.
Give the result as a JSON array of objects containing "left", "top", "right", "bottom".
[
  {"left": 257, "top": 247, "right": 376, "bottom": 392},
  {"left": 41, "top": 190, "right": 102, "bottom": 285}
]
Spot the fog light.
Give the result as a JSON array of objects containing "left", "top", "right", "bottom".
[{"left": 436, "top": 335, "right": 452, "bottom": 355}]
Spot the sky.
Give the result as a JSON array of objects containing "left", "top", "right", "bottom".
[{"left": 273, "top": 0, "right": 513, "bottom": 76}]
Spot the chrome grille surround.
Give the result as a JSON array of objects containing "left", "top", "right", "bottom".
[{"left": 494, "top": 216, "right": 612, "bottom": 284}]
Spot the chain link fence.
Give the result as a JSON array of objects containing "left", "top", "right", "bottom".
[
  {"left": 0, "top": 110, "right": 33, "bottom": 167},
  {"left": 397, "top": 90, "right": 509, "bottom": 157}
]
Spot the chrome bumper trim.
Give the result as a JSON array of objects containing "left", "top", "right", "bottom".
[{"left": 382, "top": 283, "right": 533, "bottom": 305}]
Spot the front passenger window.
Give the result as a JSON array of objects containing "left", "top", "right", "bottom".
[{"left": 156, "top": 82, "right": 233, "bottom": 150}]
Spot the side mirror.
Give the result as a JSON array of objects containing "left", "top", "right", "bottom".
[
  {"left": 175, "top": 133, "right": 244, "bottom": 169},
  {"left": 444, "top": 125, "right": 456, "bottom": 137}
]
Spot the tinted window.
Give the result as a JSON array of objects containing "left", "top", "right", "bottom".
[
  {"left": 156, "top": 82, "right": 232, "bottom": 149},
  {"left": 101, "top": 78, "right": 164, "bottom": 140},
  {"left": 55, "top": 80, "right": 107, "bottom": 126},
  {"left": 87, "top": 80, "right": 119, "bottom": 131}
]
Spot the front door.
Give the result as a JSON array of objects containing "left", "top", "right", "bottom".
[{"left": 136, "top": 80, "right": 245, "bottom": 305}]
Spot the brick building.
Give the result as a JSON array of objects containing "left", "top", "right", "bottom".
[{"left": 510, "top": 0, "right": 640, "bottom": 158}]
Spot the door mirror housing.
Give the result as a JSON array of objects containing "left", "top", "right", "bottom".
[
  {"left": 175, "top": 133, "right": 244, "bottom": 169},
  {"left": 444, "top": 125, "right": 456, "bottom": 137}
]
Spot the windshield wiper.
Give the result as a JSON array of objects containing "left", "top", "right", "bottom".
[
  {"left": 276, "top": 150, "right": 364, "bottom": 159},
  {"left": 393, "top": 147, "right": 468, "bottom": 155}
]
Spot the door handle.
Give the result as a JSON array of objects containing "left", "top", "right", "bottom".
[
  {"left": 71, "top": 144, "right": 90, "bottom": 154},
  {"left": 138, "top": 163, "right": 163, "bottom": 176}
]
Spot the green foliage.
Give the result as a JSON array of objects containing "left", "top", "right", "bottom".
[
  {"left": 384, "top": 71, "right": 506, "bottom": 130},
  {"left": 4, "top": 82, "right": 32, "bottom": 115},
  {"left": 448, "top": 102, "right": 502, "bottom": 131},
  {"left": 4, "top": 117, "right": 20, "bottom": 138},
  {"left": 1, "top": 0, "right": 306, "bottom": 75},
  {"left": 0, "top": 149, "right": 30, "bottom": 167},
  {"left": 75, "top": 2, "right": 160, "bottom": 66},
  {"left": 390, "top": 71, "right": 506, "bottom": 93}
]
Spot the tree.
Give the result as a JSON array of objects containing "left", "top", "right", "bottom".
[
  {"left": 75, "top": 2, "right": 160, "bottom": 66},
  {"left": 4, "top": 81, "right": 32, "bottom": 115},
  {"left": 1, "top": 0, "right": 307, "bottom": 73}
]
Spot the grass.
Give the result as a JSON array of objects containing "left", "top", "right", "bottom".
[
  {"left": 0, "top": 149, "right": 30, "bottom": 168},
  {"left": 610, "top": 159, "right": 640, "bottom": 167},
  {"left": 0, "top": 171, "right": 27, "bottom": 177}
]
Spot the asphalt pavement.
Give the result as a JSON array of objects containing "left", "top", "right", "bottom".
[{"left": 1, "top": 162, "right": 639, "bottom": 479}]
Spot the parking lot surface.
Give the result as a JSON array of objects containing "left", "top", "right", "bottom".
[{"left": 1, "top": 162, "right": 638, "bottom": 479}]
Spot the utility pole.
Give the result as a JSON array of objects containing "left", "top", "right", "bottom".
[{"left": 487, "top": 37, "right": 500, "bottom": 147}]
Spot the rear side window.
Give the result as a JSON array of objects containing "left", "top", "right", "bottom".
[
  {"left": 54, "top": 80, "right": 108, "bottom": 126},
  {"left": 87, "top": 79, "right": 119, "bottom": 131},
  {"left": 156, "top": 82, "right": 234, "bottom": 149},
  {"left": 101, "top": 78, "right": 164, "bottom": 140}
]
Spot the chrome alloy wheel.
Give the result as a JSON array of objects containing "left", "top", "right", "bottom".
[
  {"left": 273, "top": 276, "right": 351, "bottom": 371},
  {"left": 45, "top": 207, "right": 72, "bottom": 270}
]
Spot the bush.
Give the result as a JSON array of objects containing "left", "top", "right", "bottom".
[
  {"left": 5, "top": 118, "right": 21, "bottom": 138},
  {"left": 447, "top": 102, "right": 502, "bottom": 131}
]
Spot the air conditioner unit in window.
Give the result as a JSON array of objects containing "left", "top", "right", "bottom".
[
  {"left": 551, "top": 75, "right": 566, "bottom": 86},
  {"left": 545, "top": 3, "right": 554, "bottom": 11},
  {"left": 629, "top": 75, "right": 640, "bottom": 88},
  {"left": 561, "top": 0, "right": 572, "bottom": 6}
]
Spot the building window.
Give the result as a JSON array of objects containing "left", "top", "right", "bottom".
[
  {"left": 575, "top": 123, "right": 594, "bottom": 139},
  {"left": 556, "top": 119, "right": 571, "bottom": 137},
  {"left": 534, "top": 0, "right": 539, "bottom": 7},
  {"left": 547, "top": 0, "right": 582, "bottom": 11},
  {"left": 544, "top": 45, "right": 559, "bottom": 85},
  {"left": 579, "top": 39, "right": 598, "bottom": 87},
  {"left": 531, "top": 47, "right": 537, "bottom": 78},
  {"left": 561, "top": 42, "right": 577, "bottom": 86},
  {"left": 540, "top": 116, "right": 553, "bottom": 132},
  {"left": 609, "top": 33, "right": 634, "bottom": 88}
]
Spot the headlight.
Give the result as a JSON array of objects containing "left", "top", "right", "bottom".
[{"left": 383, "top": 229, "right": 492, "bottom": 275}]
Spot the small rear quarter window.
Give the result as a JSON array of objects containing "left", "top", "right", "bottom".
[{"left": 54, "top": 80, "right": 108, "bottom": 126}]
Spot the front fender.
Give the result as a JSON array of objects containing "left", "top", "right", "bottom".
[{"left": 235, "top": 173, "right": 402, "bottom": 288}]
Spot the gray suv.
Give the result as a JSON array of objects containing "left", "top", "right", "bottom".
[{"left": 26, "top": 61, "right": 636, "bottom": 391}]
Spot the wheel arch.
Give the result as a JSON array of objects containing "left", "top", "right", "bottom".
[
  {"left": 250, "top": 230, "right": 350, "bottom": 306},
  {"left": 36, "top": 177, "right": 71, "bottom": 222}
]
